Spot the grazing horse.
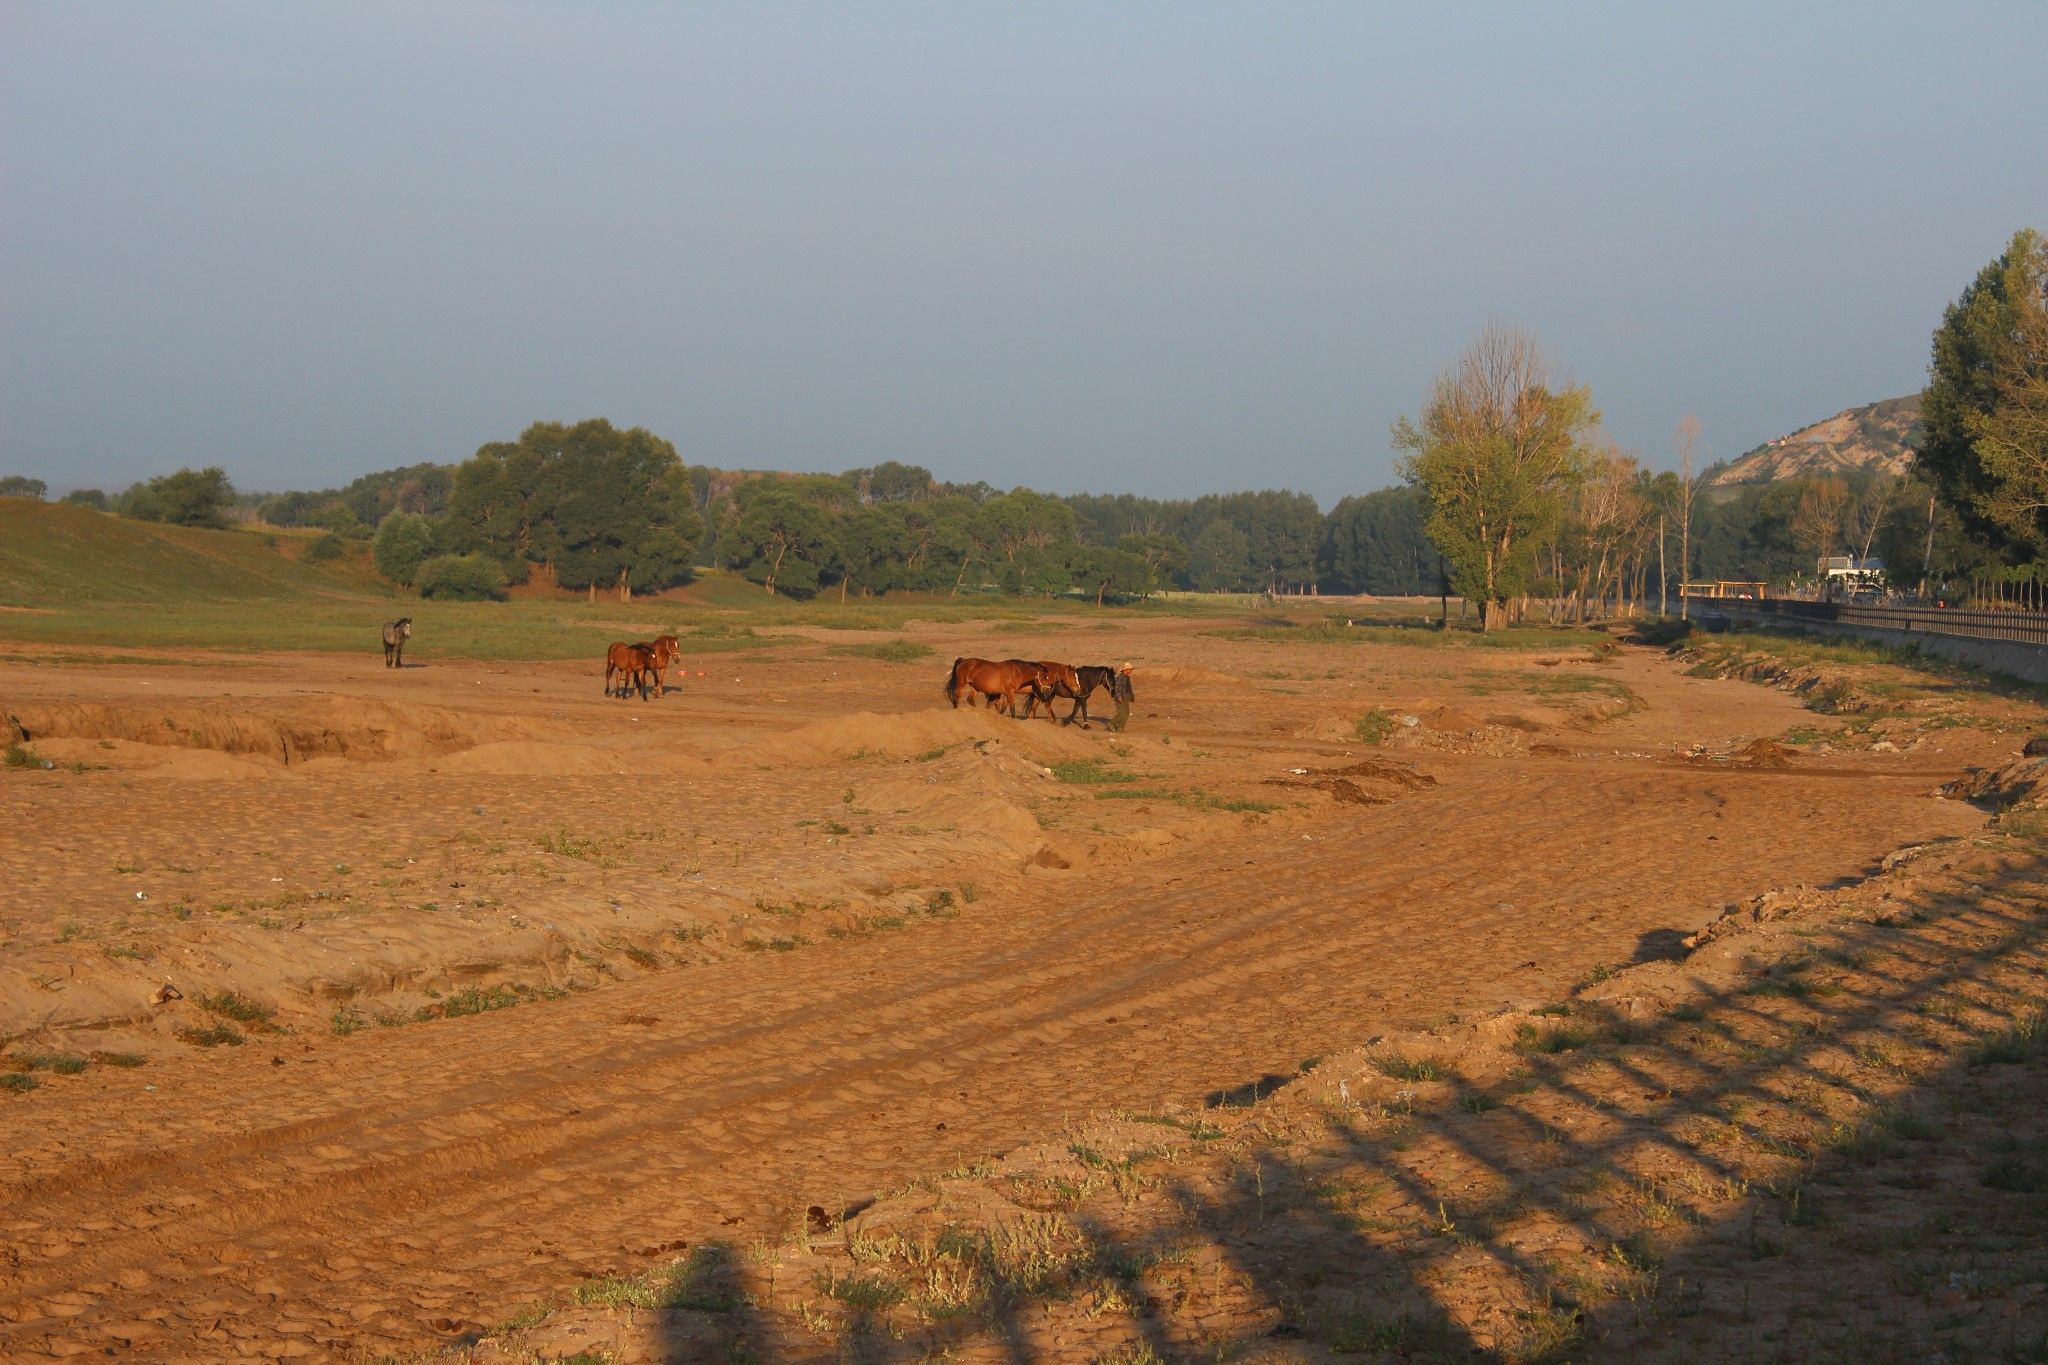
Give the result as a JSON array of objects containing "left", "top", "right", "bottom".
[
  {"left": 944, "top": 657, "right": 1044, "bottom": 717},
  {"left": 1064, "top": 663, "right": 1135, "bottom": 728},
  {"left": 381, "top": 618, "right": 412, "bottom": 668}
]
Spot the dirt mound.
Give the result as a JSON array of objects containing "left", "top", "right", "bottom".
[
  {"left": 1941, "top": 754, "right": 2048, "bottom": 810},
  {"left": 1270, "top": 755, "right": 1438, "bottom": 804},
  {"left": 1135, "top": 666, "right": 1242, "bottom": 688},
  {"left": 1683, "top": 736, "right": 1798, "bottom": 768},
  {"left": 8, "top": 696, "right": 567, "bottom": 766},
  {"left": 437, "top": 741, "right": 648, "bottom": 777},
  {"left": 719, "top": 707, "right": 1101, "bottom": 769},
  {"left": 1420, "top": 704, "right": 1484, "bottom": 732}
]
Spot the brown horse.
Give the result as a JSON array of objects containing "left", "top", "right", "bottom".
[
  {"left": 944, "top": 657, "right": 1045, "bottom": 717},
  {"left": 1016, "top": 661, "right": 1082, "bottom": 722},
  {"left": 604, "top": 635, "right": 682, "bottom": 699},
  {"left": 637, "top": 634, "right": 682, "bottom": 698}
]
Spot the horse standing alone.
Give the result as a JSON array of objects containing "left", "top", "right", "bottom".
[{"left": 382, "top": 618, "right": 412, "bottom": 668}]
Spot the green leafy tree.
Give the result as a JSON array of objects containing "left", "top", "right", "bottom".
[
  {"left": 120, "top": 466, "right": 236, "bottom": 528},
  {"left": 442, "top": 420, "right": 702, "bottom": 598},
  {"left": 847, "top": 461, "right": 937, "bottom": 504},
  {"left": 60, "top": 488, "right": 108, "bottom": 510},
  {"left": 975, "top": 489, "right": 1077, "bottom": 565},
  {"left": 724, "top": 483, "right": 840, "bottom": 596},
  {"left": 1393, "top": 322, "right": 1595, "bottom": 629},
  {"left": 0, "top": 476, "right": 47, "bottom": 500},
  {"left": 1075, "top": 546, "right": 1155, "bottom": 604},
  {"left": 1187, "top": 519, "right": 1252, "bottom": 591},
  {"left": 1920, "top": 228, "right": 2048, "bottom": 559},
  {"left": 415, "top": 552, "right": 509, "bottom": 601},
  {"left": 372, "top": 512, "right": 438, "bottom": 586},
  {"left": 1317, "top": 486, "right": 1434, "bottom": 594},
  {"left": 1116, "top": 532, "right": 1186, "bottom": 594}
]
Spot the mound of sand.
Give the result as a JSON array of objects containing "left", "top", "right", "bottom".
[
  {"left": 437, "top": 741, "right": 648, "bottom": 777},
  {"left": 718, "top": 707, "right": 1102, "bottom": 769},
  {"left": 1941, "top": 754, "right": 2048, "bottom": 810},
  {"left": 1137, "top": 666, "right": 1243, "bottom": 689},
  {"left": 23, "top": 736, "right": 284, "bottom": 779},
  {"left": 9, "top": 696, "right": 571, "bottom": 766}
]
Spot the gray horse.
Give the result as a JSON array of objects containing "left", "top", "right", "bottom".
[{"left": 382, "top": 617, "right": 413, "bottom": 668}]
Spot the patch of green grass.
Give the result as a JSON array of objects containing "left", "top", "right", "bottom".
[
  {"left": 1971, "top": 1010, "right": 2046, "bottom": 1066},
  {"left": 193, "top": 994, "right": 274, "bottom": 1023},
  {"left": 0, "top": 1073, "right": 38, "bottom": 1093},
  {"left": 178, "top": 1022, "right": 244, "bottom": 1048},
  {"left": 1092, "top": 786, "right": 1278, "bottom": 813},
  {"left": 1051, "top": 758, "right": 1143, "bottom": 784},
  {"left": 1126, "top": 1112, "right": 1224, "bottom": 1140},
  {"left": 835, "top": 638, "right": 933, "bottom": 663},
  {"left": 1371, "top": 1054, "right": 1447, "bottom": 1082},
  {"left": 1317, "top": 1304, "right": 1464, "bottom": 1354},
  {"left": 1354, "top": 707, "right": 1395, "bottom": 745},
  {"left": 12, "top": 1050, "right": 88, "bottom": 1075},
  {"left": 1514, "top": 1021, "right": 1596, "bottom": 1054},
  {"left": 815, "top": 1267, "right": 907, "bottom": 1311},
  {"left": 90, "top": 1051, "right": 147, "bottom": 1068},
  {"left": 197, "top": 991, "right": 274, "bottom": 1025}
]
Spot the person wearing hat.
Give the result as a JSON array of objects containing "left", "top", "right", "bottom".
[{"left": 1109, "top": 662, "right": 1134, "bottom": 732}]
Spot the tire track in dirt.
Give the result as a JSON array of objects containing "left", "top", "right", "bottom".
[{"left": 0, "top": 747, "right": 1977, "bottom": 1361}]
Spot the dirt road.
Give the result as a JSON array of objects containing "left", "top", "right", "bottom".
[{"left": 0, "top": 620, "right": 2000, "bottom": 1359}]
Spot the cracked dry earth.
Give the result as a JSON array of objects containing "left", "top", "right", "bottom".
[{"left": 0, "top": 617, "right": 2021, "bottom": 1361}]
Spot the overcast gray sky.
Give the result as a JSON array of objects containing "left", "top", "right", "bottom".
[{"left": 3, "top": 3, "right": 2044, "bottom": 504}]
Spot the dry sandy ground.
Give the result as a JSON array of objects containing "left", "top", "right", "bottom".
[{"left": 0, "top": 616, "right": 2030, "bottom": 1361}]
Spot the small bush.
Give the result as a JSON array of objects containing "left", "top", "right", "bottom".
[
  {"left": 303, "top": 532, "right": 348, "bottom": 563},
  {"left": 1370, "top": 1054, "right": 1446, "bottom": 1082},
  {"left": 371, "top": 512, "right": 437, "bottom": 584},
  {"left": 841, "top": 638, "right": 933, "bottom": 663},
  {"left": 0, "top": 1073, "right": 37, "bottom": 1093},
  {"left": 415, "top": 553, "right": 509, "bottom": 601},
  {"left": 197, "top": 990, "right": 274, "bottom": 1025},
  {"left": 14, "top": 1051, "right": 88, "bottom": 1075},
  {"left": 178, "top": 1023, "right": 244, "bottom": 1048},
  {"left": 1354, "top": 707, "right": 1396, "bottom": 745}
]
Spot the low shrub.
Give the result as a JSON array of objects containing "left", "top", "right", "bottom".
[{"left": 415, "top": 553, "right": 509, "bottom": 601}]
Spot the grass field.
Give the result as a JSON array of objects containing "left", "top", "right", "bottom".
[{"left": 0, "top": 497, "right": 1570, "bottom": 660}]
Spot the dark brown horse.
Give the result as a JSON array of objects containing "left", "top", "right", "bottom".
[
  {"left": 1062, "top": 663, "right": 1135, "bottom": 727},
  {"left": 944, "top": 657, "right": 1045, "bottom": 717}
]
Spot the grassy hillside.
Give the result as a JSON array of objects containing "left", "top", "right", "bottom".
[
  {"left": 0, "top": 498, "right": 1408, "bottom": 659},
  {"left": 0, "top": 498, "right": 378, "bottom": 607}
]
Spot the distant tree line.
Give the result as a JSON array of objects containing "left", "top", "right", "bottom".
[{"left": 21, "top": 229, "right": 2048, "bottom": 617}]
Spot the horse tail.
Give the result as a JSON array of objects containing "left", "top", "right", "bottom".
[{"left": 944, "top": 657, "right": 962, "bottom": 707}]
